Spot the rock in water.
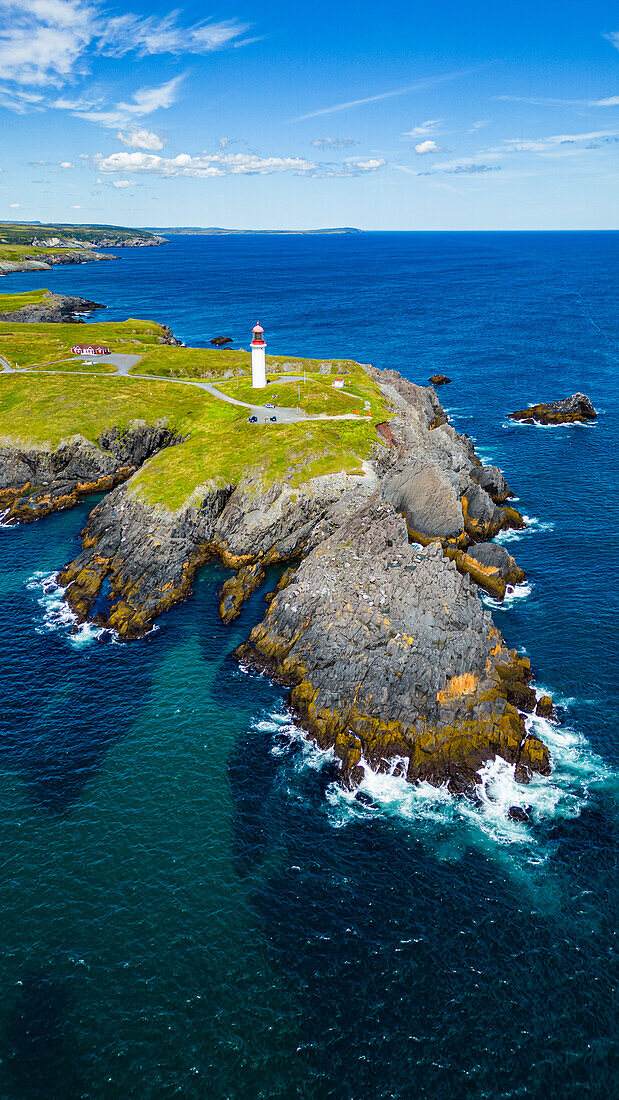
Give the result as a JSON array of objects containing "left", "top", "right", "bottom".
[
  {"left": 429, "top": 374, "right": 451, "bottom": 385},
  {"left": 210, "top": 336, "right": 233, "bottom": 346},
  {"left": 508, "top": 393, "right": 597, "bottom": 425},
  {"left": 240, "top": 499, "right": 549, "bottom": 793},
  {"left": 535, "top": 695, "right": 554, "bottom": 720}
]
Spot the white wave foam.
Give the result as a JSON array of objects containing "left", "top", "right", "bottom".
[
  {"left": 503, "top": 417, "right": 595, "bottom": 430},
  {"left": 0, "top": 508, "right": 15, "bottom": 529},
  {"left": 495, "top": 514, "right": 554, "bottom": 545},
  {"left": 256, "top": 688, "right": 613, "bottom": 859},
  {"left": 26, "top": 570, "right": 116, "bottom": 648},
  {"left": 481, "top": 581, "right": 532, "bottom": 611}
]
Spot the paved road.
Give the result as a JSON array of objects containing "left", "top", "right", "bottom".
[{"left": 0, "top": 352, "right": 367, "bottom": 425}]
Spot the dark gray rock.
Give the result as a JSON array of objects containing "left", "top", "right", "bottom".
[{"left": 509, "top": 393, "right": 597, "bottom": 424}]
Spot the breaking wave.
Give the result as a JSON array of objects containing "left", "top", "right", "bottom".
[
  {"left": 481, "top": 580, "right": 532, "bottom": 610},
  {"left": 26, "top": 571, "right": 118, "bottom": 648},
  {"left": 258, "top": 691, "right": 612, "bottom": 861},
  {"left": 495, "top": 514, "right": 555, "bottom": 544}
]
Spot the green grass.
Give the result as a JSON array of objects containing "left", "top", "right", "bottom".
[
  {"left": 0, "top": 318, "right": 167, "bottom": 368},
  {"left": 0, "top": 368, "right": 383, "bottom": 512},
  {"left": 0, "top": 222, "right": 159, "bottom": 246},
  {"left": 0, "top": 372, "right": 223, "bottom": 446},
  {"left": 0, "top": 288, "right": 50, "bottom": 314},
  {"left": 216, "top": 374, "right": 365, "bottom": 417},
  {"left": 129, "top": 417, "right": 377, "bottom": 510},
  {"left": 32, "top": 360, "right": 117, "bottom": 374},
  {"left": 129, "top": 344, "right": 251, "bottom": 379},
  {"left": 0, "top": 243, "right": 79, "bottom": 263}
]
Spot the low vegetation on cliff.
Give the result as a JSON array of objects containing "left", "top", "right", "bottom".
[{"left": 0, "top": 316, "right": 169, "bottom": 368}]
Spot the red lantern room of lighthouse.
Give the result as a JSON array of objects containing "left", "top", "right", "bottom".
[
  {"left": 251, "top": 322, "right": 265, "bottom": 346},
  {"left": 250, "top": 321, "right": 267, "bottom": 388}
]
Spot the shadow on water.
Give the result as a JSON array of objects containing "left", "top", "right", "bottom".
[{"left": 2, "top": 968, "right": 86, "bottom": 1100}]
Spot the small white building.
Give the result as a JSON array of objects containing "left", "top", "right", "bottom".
[
  {"left": 250, "top": 322, "right": 267, "bottom": 388},
  {"left": 332, "top": 376, "right": 345, "bottom": 389}
]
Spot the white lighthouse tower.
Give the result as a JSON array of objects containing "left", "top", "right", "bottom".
[{"left": 250, "top": 321, "right": 267, "bottom": 389}]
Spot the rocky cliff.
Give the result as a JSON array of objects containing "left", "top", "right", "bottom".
[
  {"left": 0, "top": 292, "right": 105, "bottom": 324},
  {"left": 0, "top": 424, "right": 184, "bottom": 524},
  {"left": 0, "top": 249, "right": 112, "bottom": 276},
  {"left": 0, "top": 364, "right": 551, "bottom": 794}
]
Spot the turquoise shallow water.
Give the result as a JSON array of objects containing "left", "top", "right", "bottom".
[{"left": 0, "top": 233, "right": 617, "bottom": 1097}]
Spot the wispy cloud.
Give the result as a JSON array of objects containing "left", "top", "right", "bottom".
[
  {"left": 402, "top": 119, "right": 442, "bottom": 138},
  {"left": 98, "top": 13, "right": 249, "bottom": 58},
  {"left": 0, "top": 0, "right": 251, "bottom": 88},
  {"left": 494, "top": 94, "right": 619, "bottom": 108},
  {"left": 65, "top": 76, "right": 184, "bottom": 131},
  {"left": 93, "top": 150, "right": 386, "bottom": 179},
  {"left": 311, "top": 138, "right": 357, "bottom": 149},
  {"left": 291, "top": 67, "right": 485, "bottom": 122},
  {"left": 503, "top": 129, "right": 619, "bottom": 152},
  {"left": 468, "top": 119, "right": 491, "bottom": 132},
  {"left": 603, "top": 31, "right": 619, "bottom": 52}
]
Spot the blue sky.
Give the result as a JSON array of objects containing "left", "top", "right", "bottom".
[{"left": 0, "top": 0, "right": 617, "bottom": 229}]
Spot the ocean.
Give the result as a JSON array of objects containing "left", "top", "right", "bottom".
[{"left": 0, "top": 232, "right": 617, "bottom": 1097}]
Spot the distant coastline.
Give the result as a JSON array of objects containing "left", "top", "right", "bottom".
[{"left": 143, "top": 226, "right": 362, "bottom": 236}]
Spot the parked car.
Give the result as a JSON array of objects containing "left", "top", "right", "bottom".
[
  {"left": 265, "top": 402, "right": 275, "bottom": 409},
  {"left": 248, "top": 415, "right": 258, "bottom": 423},
  {"left": 269, "top": 416, "right": 277, "bottom": 422}
]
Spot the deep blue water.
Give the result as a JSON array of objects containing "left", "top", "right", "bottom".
[{"left": 0, "top": 233, "right": 617, "bottom": 1098}]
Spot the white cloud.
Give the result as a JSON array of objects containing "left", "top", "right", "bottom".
[
  {"left": 69, "top": 76, "right": 184, "bottom": 131},
  {"left": 94, "top": 150, "right": 319, "bottom": 178},
  {"left": 112, "top": 179, "right": 133, "bottom": 188},
  {"left": 403, "top": 119, "right": 442, "bottom": 138},
  {"left": 469, "top": 119, "right": 491, "bottom": 132},
  {"left": 117, "top": 128, "right": 163, "bottom": 151},
  {"left": 603, "top": 31, "right": 619, "bottom": 52},
  {"left": 59, "top": 160, "right": 74, "bottom": 167},
  {"left": 414, "top": 140, "right": 440, "bottom": 154},
  {"left": 92, "top": 149, "right": 387, "bottom": 179},
  {"left": 0, "top": 1, "right": 251, "bottom": 88},
  {"left": 0, "top": 0, "right": 95, "bottom": 86},
  {"left": 116, "top": 76, "right": 183, "bottom": 116},
  {"left": 503, "top": 129, "right": 619, "bottom": 152},
  {"left": 72, "top": 203, "right": 81, "bottom": 208},
  {"left": 99, "top": 13, "right": 249, "bottom": 57},
  {"left": 311, "top": 137, "right": 357, "bottom": 149},
  {"left": 9, "top": 201, "right": 19, "bottom": 207}
]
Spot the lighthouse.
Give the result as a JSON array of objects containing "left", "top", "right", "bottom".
[{"left": 250, "top": 321, "right": 267, "bottom": 389}]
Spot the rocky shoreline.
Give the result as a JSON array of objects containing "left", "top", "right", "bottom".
[
  {"left": 0, "top": 249, "right": 113, "bottom": 276},
  {"left": 0, "top": 361, "right": 554, "bottom": 795},
  {"left": 0, "top": 291, "right": 105, "bottom": 324}
]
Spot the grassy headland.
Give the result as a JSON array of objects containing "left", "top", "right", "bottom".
[
  {"left": 0, "top": 222, "right": 161, "bottom": 246},
  {"left": 0, "top": 288, "right": 50, "bottom": 314},
  {"left": 0, "top": 317, "right": 168, "bottom": 368},
  {"left": 0, "top": 302, "right": 389, "bottom": 511}
]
